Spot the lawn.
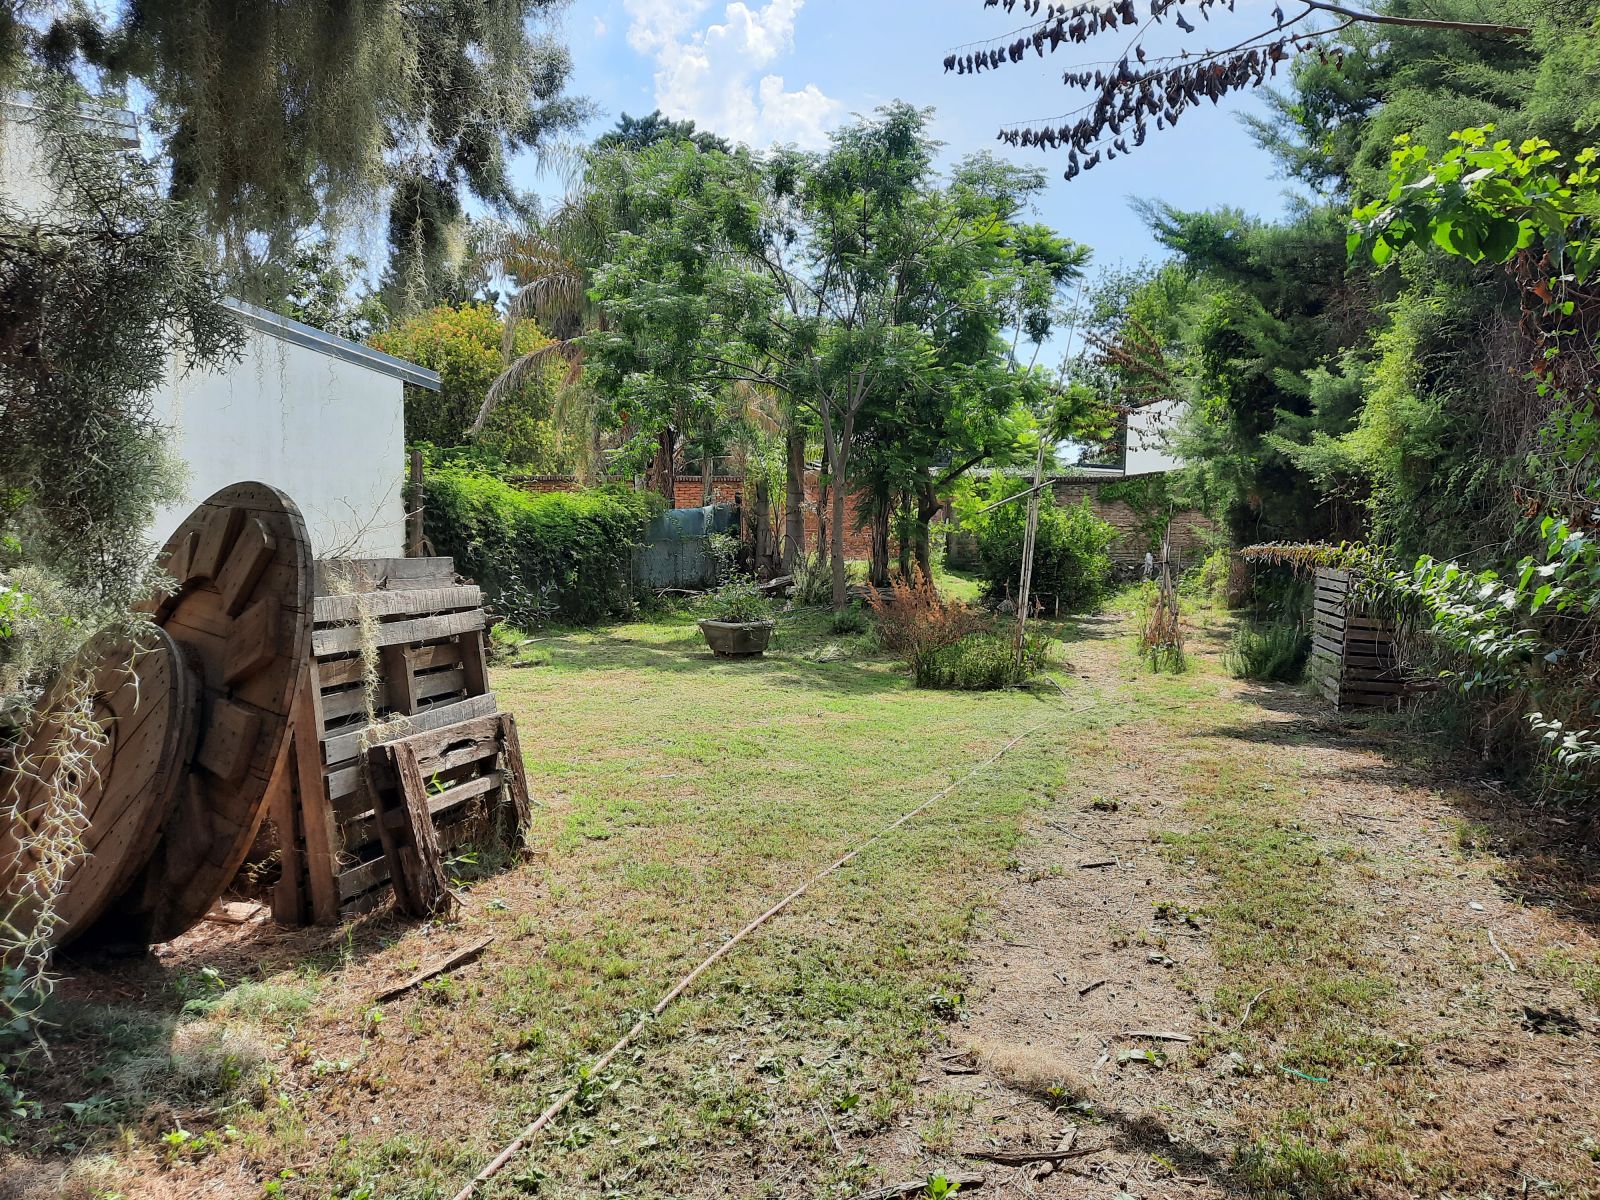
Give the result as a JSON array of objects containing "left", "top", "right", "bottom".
[{"left": 7, "top": 595, "right": 1597, "bottom": 1200}]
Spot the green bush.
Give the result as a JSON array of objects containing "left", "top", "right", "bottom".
[
  {"left": 424, "top": 468, "right": 663, "bottom": 626},
  {"left": 702, "top": 576, "right": 774, "bottom": 624},
  {"left": 1224, "top": 620, "right": 1310, "bottom": 683},
  {"left": 961, "top": 478, "right": 1114, "bottom": 611},
  {"left": 918, "top": 628, "right": 1054, "bottom": 690}
]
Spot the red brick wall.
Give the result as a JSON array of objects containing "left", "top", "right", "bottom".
[{"left": 1052, "top": 477, "right": 1216, "bottom": 569}]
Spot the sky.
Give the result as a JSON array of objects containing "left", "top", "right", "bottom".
[{"left": 511, "top": 0, "right": 1315, "bottom": 308}]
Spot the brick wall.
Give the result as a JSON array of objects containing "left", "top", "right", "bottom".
[{"left": 1052, "top": 475, "right": 1216, "bottom": 570}]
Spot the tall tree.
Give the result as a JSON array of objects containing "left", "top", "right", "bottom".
[{"left": 12, "top": 2, "right": 584, "bottom": 307}]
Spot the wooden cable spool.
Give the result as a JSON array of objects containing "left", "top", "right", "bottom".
[
  {"left": 0, "top": 627, "right": 198, "bottom": 947},
  {"left": 83, "top": 482, "right": 314, "bottom": 946}
]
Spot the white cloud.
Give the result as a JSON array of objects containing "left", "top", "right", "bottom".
[
  {"left": 625, "top": 0, "right": 842, "bottom": 149},
  {"left": 593, "top": 17, "right": 608, "bottom": 38}
]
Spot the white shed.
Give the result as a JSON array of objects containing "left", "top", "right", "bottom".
[
  {"left": 2, "top": 100, "right": 441, "bottom": 558},
  {"left": 149, "top": 304, "right": 438, "bottom": 558}
]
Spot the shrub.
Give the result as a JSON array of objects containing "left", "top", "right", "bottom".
[
  {"left": 829, "top": 605, "right": 870, "bottom": 636},
  {"left": 866, "top": 572, "right": 985, "bottom": 676},
  {"left": 1225, "top": 621, "right": 1311, "bottom": 682},
  {"left": 369, "top": 303, "right": 571, "bottom": 472},
  {"left": 961, "top": 478, "right": 1114, "bottom": 611},
  {"left": 424, "top": 468, "right": 663, "bottom": 626},
  {"left": 703, "top": 576, "right": 774, "bottom": 624},
  {"left": 918, "top": 628, "right": 1055, "bottom": 690}
]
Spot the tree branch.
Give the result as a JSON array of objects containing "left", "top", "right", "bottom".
[{"left": 1301, "top": 0, "right": 1530, "bottom": 36}]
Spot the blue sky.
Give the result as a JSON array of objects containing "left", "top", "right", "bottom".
[{"left": 512, "top": 0, "right": 1312, "bottom": 303}]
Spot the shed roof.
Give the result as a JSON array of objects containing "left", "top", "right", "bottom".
[{"left": 226, "top": 300, "right": 442, "bottom": 392}]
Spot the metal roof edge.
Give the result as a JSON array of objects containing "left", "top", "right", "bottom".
[{"left": 225, "top": 300, "right": 442, "bottom": 391}]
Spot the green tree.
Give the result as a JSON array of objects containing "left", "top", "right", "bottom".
[
  {"left": 370, "top": 303, "right": 572, "bottom": 473},
  {"left": 10, "top": 2, "right": 584, "bottom": 308}
]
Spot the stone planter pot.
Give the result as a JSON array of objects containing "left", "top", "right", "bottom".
[{"left": 698, "top": 619, "right": 775, "bottom": 658}]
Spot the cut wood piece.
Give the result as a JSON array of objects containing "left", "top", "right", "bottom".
[
  {"left": 197, "top": 700, "right": 261, "bottom": 784},
  {"left": 224, "top": 596, "right": 281, "bottom": 686},
  {"left": 217, "top": 518, "right": 276, "bottom": 616},
  {"left": 0, "top": 628, "right": 199, "bottom": 948},
  {"left": 382, "top": 644, "right": 419, "bottom": 715},
  {"left": 190, "top": 503, "right": 246, "bottom": 582},
  {"left": 86, "top": 481, "right": 314, "bottom": 946},
  {"left": 963, "top": 1145, "right": 1099, "bottom": 1166},
  {"left": 372, "top": 935, "right": 494, "bottom": 1002}
]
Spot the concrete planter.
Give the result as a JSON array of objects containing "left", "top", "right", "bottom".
[{"left": 698, "top": 619, "right": 775, "bottom": 658}]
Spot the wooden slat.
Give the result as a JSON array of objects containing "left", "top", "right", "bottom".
[
  {"left": 321, "top": 693, "right": 498, "bottom": 769},
  {"left": 343, "top": 771, "right": 505, "bottom": 852},
  {"left": 313, "top": 609, "right": 484, "bottom": 657},
  {"left": 313, "top": 585, "right": 481, "bottom": 626},
  {"left": 315, "top": 557, "right": 456, "bottom": 595},
  {"left": 294, "top": 675, "right": 340, "bottom": 925},
  {"left": 372, "top": 739, "right": 454, "bottom": 918},
  {"left": 417, "top": 665, "right": 467, "bottom": 702}
]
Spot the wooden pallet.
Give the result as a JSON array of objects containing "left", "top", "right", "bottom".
[
  {"left": 1312, "top": 567, "right": 1403, "bottom": 711},
  {"left": 273, "top": 557, "right": 525, "bottom": 923}
]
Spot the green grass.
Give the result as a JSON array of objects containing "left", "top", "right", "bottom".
[{"left": 11, "top": 599, "right": 1593, "bottom": 1199}]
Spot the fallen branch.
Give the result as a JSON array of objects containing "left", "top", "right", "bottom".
[
  {"left": 1077, "top": 859, "right": 1118, "bottom": 870},
  {"left": 858, "top": 1173, "right": 986, "bottom": 1200},
  {"left": 372, "top": 935, "right": 494, "bottom": 1003},
  {"left": 1240, "top": 987, "right": 1269, "bottom": 1027},
  {"left": 1118, "top": 1029, "right": 1192, "bottom": 1043},
  {"left": 1487, "top": 928, "right": 1517, "bottom": 972},
  {"left": 964, "top": 1145, "right": 1100, "bottom": 1166},
  {"left": 1077, "top": 978, "right": 1107, "bottom": 997}
]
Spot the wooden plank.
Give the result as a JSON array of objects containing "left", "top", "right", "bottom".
[
  {"left": 459, "top": 628, "right": 489, "bottom": 697},
  {"left": 321, "top": 683, "right": 377, "bottom": 724},
  {"left": 294, "top": 675, "right": 340, "bottom": 925},
  {"left": 313, "top": 585, "right": 482, "bottom": 626},
  {"left": 499, "top": 713, "right": 533, "bottom": 840},
  {"left": 190, "top": 504, "right": 245, "bottom": 582},
  {"left": 270, "top": 735, "right": 306, "bottom": 926},
  {"left": 337, "top": 852, "right": 391, "bottom": 902},
  {"left": 313, "top": 608, "right": 484, "bottom": 657},
  {"left": 382, "top": 644, "right": 420, "bottom": 715},
  {"left": 320, "top": 692, "right": 497, "bottom": 768},
  {"left": 342, "top": 772, "right": 504, "bottom": 853},
  {"left": 315, "top": 557, "right": 456, "bottom": 595},
  {"left": 197, "top": 700, "right": 261, "bottom": 784},
  {"left": 397, "top": 714, "right": 505, "bottom": 778},
  {"left": 315, "top": 654, "right": 366, "bottom": 688},
  {"left": 372, "top": 739, "right": 454, "bottom": 918},
  {"left": 217, "top": 518, "right": 277, "bottom": 616},
  {"left": 416, "top": 665, "right": 466, "bottom": 702},
  {"left": 224, "top": 596, "right": 281, "bottom": 686}
]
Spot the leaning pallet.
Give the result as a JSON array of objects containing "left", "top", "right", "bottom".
[
  {"left": 1310, "top": 566, "right": 1403, "bottom": 711},
  {"left": 273, "top": 557, "right": 529, "bottom": 923}
]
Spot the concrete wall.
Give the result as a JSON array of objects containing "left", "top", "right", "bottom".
[
  {"left": 1125, "top": 400, "right": 1184, "bottom": 476},
  {"left": 149, "top": 325, "right": 410, "bottom": 558}
]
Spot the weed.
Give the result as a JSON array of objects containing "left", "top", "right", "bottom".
[{"left": 1224, "top": 620, "right": 1310, "bottom": 682}]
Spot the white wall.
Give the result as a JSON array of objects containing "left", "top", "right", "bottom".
[
  {"left": 150, "top": 328, "right": 409, "bottom": 558},
  {"left": 1125, "top": 399, "right": 1186, "bottom": 476}
]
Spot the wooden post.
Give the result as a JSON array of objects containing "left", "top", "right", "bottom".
[
  {"left": 406, "top": 448, "right": 425, "bottom": 558},
  {"left": 1014, "top": 437, "right": 1047, "bottom": 664}
]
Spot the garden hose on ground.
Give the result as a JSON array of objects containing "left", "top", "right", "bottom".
[{"left": 450, "top": 697, "right": 1090, "bottom": 1200}]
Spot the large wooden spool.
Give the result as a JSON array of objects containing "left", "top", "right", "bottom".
[
  {"left": 85, "top": 482, "right": 314, "bottom": 945},
  {"left": 0, "top": 628, "right": 198, "bottom": 946}
]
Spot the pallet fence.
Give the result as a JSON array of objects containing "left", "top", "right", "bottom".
[
  {"left": 1310, "top": 566, "right": 1404, "bottom": 711},
  {"left": 272, "top": 557, "right": 530, "bottom": 923}
]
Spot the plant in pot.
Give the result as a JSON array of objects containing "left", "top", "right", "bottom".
[{"left": 698, "top": 576, "right": 776, "bottom": 657}]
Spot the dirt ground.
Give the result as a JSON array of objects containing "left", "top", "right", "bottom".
[{"left": 854, "top": 616, "right": 1600, "bottom": 1199}]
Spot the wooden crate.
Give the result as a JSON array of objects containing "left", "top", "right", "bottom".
[
  {"left": 273, "top": 556, "right": 524, "bottom": 923},
  {"left": 1311, "top": 567, "right": 1403, "bottom": 711}
]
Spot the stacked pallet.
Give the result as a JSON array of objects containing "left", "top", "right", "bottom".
[
  {"left": 273, "top": 557, "right": 528, "bottom": 922},
  {"left": 1311, "top": 567, "right": 1403, "bottom": 711}
]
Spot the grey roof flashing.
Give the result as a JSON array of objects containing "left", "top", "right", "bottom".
[{"left": 226, "top": 300, "right": 442, "bottom": 392}]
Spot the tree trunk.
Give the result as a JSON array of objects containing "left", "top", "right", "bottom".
[
  {"left": 915, "top": 480, "right": 942, "bottom": 582},
  {"left": 701, "top": 447, "right": 715, "bottom": 507},
  {"left": 898, "top": 493, "right": 914, "bottom": 582},
  {"left": 816, "top": 475, "right": 829, "bottom": 573},
  {"left": 753, "top": 477, "right": 773, "bottom": 572},
  {"left": 782, "top": 426, "right": 806, "bottom": 571},
  {"left": 830, "top": 478, "right": 848, "bottom": 609},
  {"left": 869, "top": 488, "right": 891, "bottom": 587},
  {"left": 652, "top": 428, "right": 677, "bottom": 504}
]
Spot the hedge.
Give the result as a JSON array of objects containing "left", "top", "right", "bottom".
[{"left": 423, "top": 468, "right": 664, "bottom": 626}]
